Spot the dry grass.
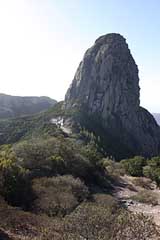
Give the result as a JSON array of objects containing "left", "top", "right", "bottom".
[
  {"left": 131, "top": 190, "right": 158, "bottom": 206},
  {"left": 132, "top": 177, "right": 154, "bottom": 190}
]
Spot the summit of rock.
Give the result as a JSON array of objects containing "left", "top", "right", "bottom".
[
  {"left": 95, "top": 33, "right": 126, "bottom": 44},
  {"left": 65, "top": 33, "right": 160, "bottom": 159}
]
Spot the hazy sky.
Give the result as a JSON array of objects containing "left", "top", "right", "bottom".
[{"left": 0, "top": 0, "right": 159, "bottom": 112}]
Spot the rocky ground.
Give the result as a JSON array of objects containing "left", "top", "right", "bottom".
[{"left": 113, "top": 175, "right": 160, "bottom": 226}]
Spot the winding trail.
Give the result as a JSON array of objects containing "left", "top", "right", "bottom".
[{"left": 113, "top": 175, "right": 160, "bottom": 226}]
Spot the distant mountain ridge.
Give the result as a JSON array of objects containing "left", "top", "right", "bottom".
[
  {"left": 153, "top": 113, "right": 160, "bottom": 125},
  {"left": 0, "top": 93, "right": 57, "bottom": 118}
]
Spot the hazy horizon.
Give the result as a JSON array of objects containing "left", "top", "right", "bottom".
[{"left": 0, "top": 0, "right": 160, "bottom": 112}]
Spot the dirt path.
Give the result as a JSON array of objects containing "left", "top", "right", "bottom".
[{"left": 113, "top": 175, "right": 160, "bottom": 226}]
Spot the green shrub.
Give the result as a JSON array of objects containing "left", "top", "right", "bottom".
[
  {"left": 151, "top": 168, "right": 160, "bottom": 187},
  {"left": 120, "top": 156, "right": 160, "bottom": 187},
  {"left": 14, "top": 138, "right": 96, "bottom": 182},
  {"left": 50, "top": 155, "right": 66, "bottom": 175},
  {"left": 101, "top": 158, "right": 125, "bottom": 176},
  {"left": 0, "top": 146, "right": 33, "bottom": 208},
  {"left": 120, "top": 156, "right": 146, "bottom": 177},
  {"left": 143, "top": 157, "right": 160, "bottom": 186},
  {"left": 147, "top": 156, "right": 160, "bottom": 168},
  {"left": 81, "top": 143, "right": 102, "bottom": 165},
  {"left": 143, "top": 165, "right": 153, "bottom": 179},
  {"left": 14, "top": 139, "right": 56, "bottom": 173}
]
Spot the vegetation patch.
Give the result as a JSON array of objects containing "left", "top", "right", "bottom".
[{"left": 32, "top": 175, "right": 89, "bottom": 217}]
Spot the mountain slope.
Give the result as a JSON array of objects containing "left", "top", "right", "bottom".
[
  {"left": 0, "top": 93, "right": 57, "bottom": 118},
  {"left": 0, "top": 102, "right": 64, "bottom": 144}
]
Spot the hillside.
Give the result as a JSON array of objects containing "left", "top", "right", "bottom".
[{"left": 0, "top": 93, "right": 57, "bottom": 118}]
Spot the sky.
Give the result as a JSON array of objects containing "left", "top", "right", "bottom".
[{"left": 0, "top": 0, "right": 159, "bottom": 112}]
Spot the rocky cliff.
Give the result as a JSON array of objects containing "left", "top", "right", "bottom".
[{"left": 65, "top": 33, "right": 160, "bottom": 158}]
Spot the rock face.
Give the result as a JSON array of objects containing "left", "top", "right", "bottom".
[
  {"left": 0, "top": 93, "right": 57, "bottom": 118},
  {"left": 65, "top": 33, "right": 160, "bottom": 158}
]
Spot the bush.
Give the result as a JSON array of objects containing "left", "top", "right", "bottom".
[
  {"left": 93, "top": 194, "right": 119, "bottom": 213},
  {"left": 32, "top": 175, "right": 89, "bottom": 217},
  {"left": 120, "top": 156, "right": 160, "bottom": 187},
  {"left": 1, "top": 165, "right": 33, "bottom": 209},
  {"left": 13, "top": 138, "right": 97, "bottom": 182},
  {"left": 152, "top": 168, "right": 160, "bottom": 187},
  {"left": 14, "top": 139, "right": 57, "bottom": 174},
  {"left": 101, "top": 158, "right": 125, "bottom": 176},
  {"left": 147, "top": 156, "right": 160, "bottom": 168},
  {"left": 120, "top": 156, "right": 146, "bottom": 177},
  {"left": 0, "top": 145, "right": 33, "bottom": 208},
  {"left": 64, "top": 202, "right": 159, "bottom": 240},
  {"left": 0, "top": 200, "right": 62, "bottom": 240},
  {"left": 143, "top": 165, "right": 153, "bottom": 179},
  {"left": 143, "top": 157, "right": 160, "bottom": 186},
  {"left": 112, "top": 210, "right": 159, "bottom": 240}
]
